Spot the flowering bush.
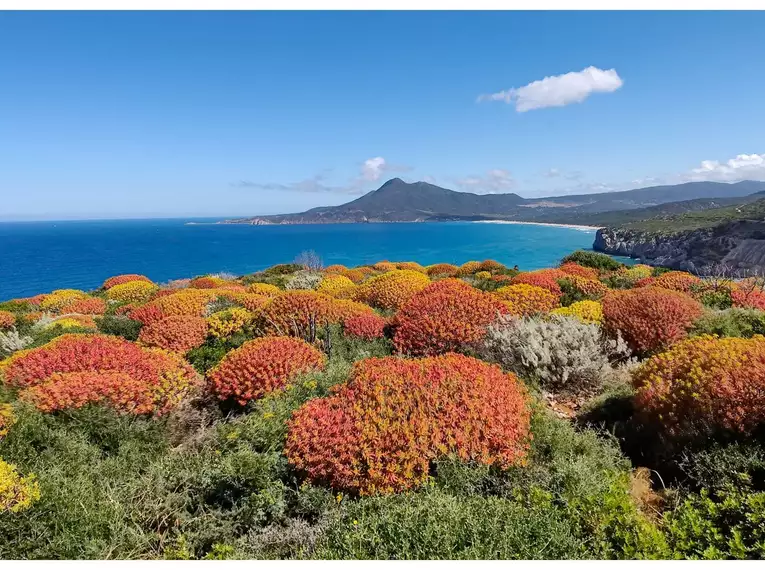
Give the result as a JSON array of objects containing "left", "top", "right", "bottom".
[
  {"left": 324, "top": 264, "right": 348, "bottom": 274},
  {"left": 354, "top": 270, "right": 431, "bottom": 311},
  {"left": 625, "top": 264, "right": 653, "bottom": 280},
  {"left": 560, "top": 274, "right": 610, "bottom": 299},
  {"left": 494, "top": 284, "right": 559, "bottom": 316},
  {"left": 206, "top": 308, "right": 253, "bottom": 338},
  {"left": 0, "top": 459, "right": 40, "bottom": 514},
  {"left": 343, "top": 267, "right": 375, "bottom": 283},
  {"left": 102, "top": 274, "right": 152, "bottom": 290},
  {"left": 2, "top": 334, "right": 198, "bottom": 415},
  {"left": 475, "top": 270, "right": 491, "bottom": 280},
  {"left": 559, "top": 262, "right": 600, "bottom": 280},
  {"left": 286, "top": 271, "right": 323, "bottom": 291},
  {"left": 106, "top": 280, "right": 158, "bottom": 304},
  {"left": 129, "top": 289, "right": 216, "bottom": 325},
  {"left": 247, "top": 283, "right": 282, "bottom": 297},
  {"left": 511, "top": 269, "right": 567, "bottom": 297},
  {"left": 477, "top": 260, "right": 507, "bottom": 273},
  {"left": 285, "top": 353, "right": 530, "bottom": 495},
  {"left": 455, "top": 261, "right": 481, "bottom": 276},
  {"left": 317, "top": 274, "right": 357, "bottom": 299},
  {"left": 207, "top": 336, "right": 325, "bottom": 405},
  {"left": 601, "top": 287, "right": 703, "bottom": 354},
  {"left": 0, "top": 404, "right": 16, "bottom": 438},
  {"left": 634, "top": 276, "right": 656, "bottom": 288},
  {"left": 653, "top": 271, "right": 702, "bottom": 293},
  {"left": 57, "top": 296, "right": 107, "bottom": 315},
  {"left": 40, "top": 289, "right": 89, "bottom": 313},
  {"left": 426, "top": 263, "right": 459, "bottom": 278},
  {"left": 189, "top": 276, "right": 229, "bottom": 289},
  {"left": 373, "top": 261, "right": 397, "bottom": 273},
  {"left": 343, "top": 313, "right": 387, "bottom": 340},
  {"left": 0, "top": 311, "right": 15, "bottom": 330},
  {"left": 731, "top": 288, "right": 765, "bottom": 311},
  {"left": 393, "top": 279, "right": 507, "bottom": 356},
  {"left": 551, "top": 300, "right": 604, "bottom": 324},
  {"left": 395, "top": 261, "right": 427, "bottom": 273},
  {"left": 23, "top": 294, "right": 46, "bottom": 306},
  {"left": 45, "top": 315, "right": 97, "bottom": 330},
  {"left": 221, "top": 291, "right": 270, "bottom": 312},
  {"left": 138, "top": 315, "right": 209, "bottom": 352},
  {"left": 633, "top": 335, "right": 765, "bottom": 438}
]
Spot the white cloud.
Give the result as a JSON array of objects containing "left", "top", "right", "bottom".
[
  {"left": 455, "top": 169, "right": 515, "bottom": 194},
  {"left": 688, "top": 153, "right": 765, "bottom": 182},
  {"left": 478, "top": 66, "right": 623, "bottom": 112},
  {"left": 361, "top": 157, "right": 387, "bottom": 181}
]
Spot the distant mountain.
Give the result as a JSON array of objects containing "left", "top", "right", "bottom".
[{"left": 224, "top": 178, "right": 765, "bottom": 225}]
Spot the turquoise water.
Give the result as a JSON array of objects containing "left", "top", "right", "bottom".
[{"left": 0, "top": 219, "right": 602, "bottom": 301}]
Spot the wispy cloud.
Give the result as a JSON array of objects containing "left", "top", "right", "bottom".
[
  {"left": 543, "top": 168, "right": 583, "bottom": 181},
  {"left": 454, "top": 169, "right": 515, "bottom": 194},
  {"left": 687, "top": 153, "right": 765, "bottom": 182},
  {"left": 232, "top": 157, "right": 412, "bottom": 195},
  {"left": 478, "top": 66, "right": 623, "bottom": 112}
]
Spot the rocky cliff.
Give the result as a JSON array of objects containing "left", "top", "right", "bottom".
[{"left": 593, "top": 220, "right": 765, "bottom": 274}]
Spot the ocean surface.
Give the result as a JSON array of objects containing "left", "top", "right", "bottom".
[{"left": 0, "top": 218, "right": 610, "bottom": 301}]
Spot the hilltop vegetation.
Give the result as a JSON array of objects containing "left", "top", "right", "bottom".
[{"left": 2, "top": 251, "right": 765, "bottom": 559}]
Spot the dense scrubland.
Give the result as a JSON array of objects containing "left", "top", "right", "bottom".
[{"left": 2, "top": 251, "right": 765, "bottom": 559}]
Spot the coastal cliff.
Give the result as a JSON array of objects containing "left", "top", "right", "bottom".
[{"left": 594, "top": 220, "right": 765, "bottom": 274}]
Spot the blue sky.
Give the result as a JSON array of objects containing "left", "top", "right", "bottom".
[{"left": 1, "top": 11, "right": 764, "bottom": 220}]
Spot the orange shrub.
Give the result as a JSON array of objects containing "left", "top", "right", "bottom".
[
  {"left": 653, "top": 271, "right": 702, "bottom": 293},
  {"left": 221, "top": 291, "right": 270, "bottom": 312},
  {"left": 24, "top": 294, "right": 46, "bottom": 306},
  {"left": 343, "top": 267, "right": 375, "bottom": 284},
  {"left": 393, "top": 279, "right": 508, "bottom": 356},
  {"left": 731, "top": 289, "right": 765, "bottom": 311},
  {"left": 129, "top": 289, "right": 216, "bottom": 325},
  {"left": 511, "top": 269, "right": 567, "bottom": 297},
  {"left": 286, "top": 353, "right": 530, "bottom": 495},
  {"left": 138, "top": 315, "right": 209, "bottom": 352},
  {"left": 247, "top": 283, "right": 281, "bottom": 297},
  {"left": 494, "top": 284, "right": 559, "bottom": 316},
  {"left": 2, "top": 334, "right": 198, "bottom": 415},
  {"left": 395, "top": 261, "right": 427, "bottom": 273},
  {"left": 40, "top": 290, "right": 89, "bottom": 313},
  {"left": 426, "top": 263, "right": 459, "bottom": 278},
  {"left": 58, "top": 296, "right": 107, "bottom": 315},
  {"left": 330, "top": 299, "right": 374, "bottom": 322},
  {"left": 354, "top": 270, "right": 431, "bottom": 311},
  {"left": 102, "top": 274, "right": 152, "bottom": 290},
  {"left": 324, "top": 264, "right": 348, "bottom": 274},
  {"left": 258, "top": 291, "right": 371, "bottom": 338},
  {"left": 634, "top": 276, "right": 656, "bottom": 288},
  {"left": 0, "top": 311, "right": 15, "bottom": 329},
  {"left": 560, "top": 274, "right": 610, "bottom": 298},
  {"left": 601, "top": 287, "right": 703, "bottom": 354},
  {"left": 455, "top": 261, "right": 481, "bottom": 276},
  {"left": 559, "top": 262, "right": 599, "bottom": 281},
  {"left": 317, "top": 274, "right": 357, "bottom": 299},
  {"left": 189, "top": 276, "right": 228, "bottom": 289},
  {"left": 373, "top": 261, "right": 397, "bottom": 272},
  {"left": 478, "top": 260, "right": 507, "bottom": 273},
  {"left": 633, "top": 335, "right": 765, "bottom": 438},
  {"left": 208, "top": 336, "right": 325, "bottom": 405},
  {"left": 343, "top": 313, "right": 387, "bottom": 340}
]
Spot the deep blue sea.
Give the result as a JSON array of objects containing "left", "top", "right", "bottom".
[{"left": 0, "top": 218, "right": 609, "bottom": 301}]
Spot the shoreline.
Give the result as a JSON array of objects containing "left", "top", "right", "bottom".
[{"left": 472, "top": 220, "right": 602, "bottom": 231}]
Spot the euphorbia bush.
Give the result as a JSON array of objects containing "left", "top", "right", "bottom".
[
  {"left": 601, "top": 287, "right": 703, "bottom": 354},
  {"left": 46, "top": 315, "right": 97, "bottom": 330},
  {"left": 0, "top": 311, "right": 15, "bottom": 329},
  {"left": 477, "top": 260, "right": 506, "bottom": 273},
  {"left": 57, "top": 296, "right": 107, "bottom": 315},
  {"left": 455, "top": 260, "right": 481, "bottom": 276},
  {"left": 354, "top": 270, "right": 430, "bottom": 311},
  {"left": 207, "top": 336, "right": 325, "bottom": 405},
  {"left": 1, "top": 334, "right": 198, "bottom": 415},
  {"left": 102, "top": 274, "right": 152, "bottom": 290},
  {"left": 221, "top": 291, "right": 270, "bottom": 312},
  {"left": 286, "top": 353, "right": 530, "bottom": 495},
  {"left": 317, "top": 274, "right": 357, "bottom": 299},
  {"left": 106, "top": 280, "right": 158, "bottom": 303},
  {"left": 494, "top": 284, "right": 559, "bottom": 316},
  {"left": 731, "top": 288, "right": 765, "bottom": 311},
  {"left": 551, "top": 300, "right": 603, "bottom": 324},
  {"left": 560, "top": 275, "right": 609, "bottom": 299},
  {"left": 259, "top": 291, "right": 371, "bottom": 339},
  {"left": 206, "top": 308, "right": 253, "bottom": 338},
  {"left": 128, "top": 289, "right": 217, "bottom": 325},
  {"left": 0, "top": 459, "right": 40, "bottom": 514},
  {"left": 426, "top": 263, "right": 459, "bottom": 278},
  {"left": 653, "top": 270, "right": 702, "bottom": 293},
  {"left": 189, "top": 276, "right": 228, "bottom": 289},
  {"left": 343, "top": 313, "right": 387, "bottom": 340},
  {"left": 138, "top": 315, "right": 209, "bottom": 352},
  {"left": 511, "top": 269, "right": 568, "bottom": 297},
  {"left": 395, "top": 261, "right": 427, "bottom": 273},
  {"left": 39, "top": 290, "right": 88, "bottom": 313},
  {"left": 559, "top": 262, "right": 599, "bottom": 281},
  {"left": 372, "top": 261, "right": 397, "bottom": 272},
  {"left": 633, "top": 335, "right": 765, "bottom": 439},
  {"left": 246, "top": 282, "right": 282, "bottom": 297},
  {"left": 393, "top": 279, "right": 507, "bottom": 356}
]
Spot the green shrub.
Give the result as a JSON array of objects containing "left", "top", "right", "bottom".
[
  {"left": 679, "top": 441, "right": 765, "bottom": 493},
  {"left": 690, "top": 308, "right": 765, "bottom": 339},
  {"left": 561, "top": 250, "right": 622, "bottom": 272},
  {"left": 95, "top": 315, "right": 143, "bottom": 341}
]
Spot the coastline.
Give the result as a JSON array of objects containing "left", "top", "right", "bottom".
[{"left": 472, "top": 220, "right": 602, "bottom": 231}]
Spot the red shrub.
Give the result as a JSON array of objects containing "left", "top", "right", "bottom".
[
  {"left": 392, "top": 279, "right": 508, "bottom": 356},
  {"left": 138, "top": 316, "right": 209, "bottom": 353},
  {"left": 634, "top": 276, "right": 656, "bottom": 288},
  {"left": 207, "top": 336, "right": 326, "bottom": 405},
  {"left": 24, "top": 294, "right": 46, "bottom": 306},
  {"left": 286, "top": 353, "right": 530, "bottom": 495},
  {"left": 633, "top": 335, "right": 765, "bottom": 438},
  {"left": 559, "top": 262, "right": 599, "bottom": 281},
  {"left": 189, "top": 276, "right": 226, "bottom": 289},
  {"left": 128, "top": 289, "right": 215, "bottom": 325},
  {"left": 259, "top": 291, "right": 371, "bottom": 338},
  {"left": 58, "top": 296, "right": 107, "bottom": 315},
  {"left": 102, "top": 274, "right": 152, "bottom": 290},
  {"left": 0, "top": 311, "right": 15, "bottom": 329},
  {"left": 128, "top": 303, "right": 167, "bottom": 326},
  {"left": 653, "top": 271, "right": 702, "bottom": 293},
  {"left": 2, "top": 334, "right": 198, "bottom": 415},
  {"left": 343, "top": 313, "right": 387, "bottom": 340},
  {"left": 511, "top": 269, "right": 567, "bottom": 297},
  {"left": 426, "top": 263, "right": 459, "bottom": 278},
  {"left": 601, "top": 287, "right": 703, "bottom": 354},
  {"left": 731, "top": 289, "right": 765, "bottom": 310}
]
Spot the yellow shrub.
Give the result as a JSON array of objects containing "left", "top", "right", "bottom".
[
  {"left": 456, "top": 261, "right": 481, "bottom": 276},
  {"left": 395, "top": 261, "right": 427, "bottom": 273},
  {"left": 475, "top": 271, "right": 492, "bottom": 280},
  {"left": 40, "top": 289, "right": 88, "bottom": 312},
  {"left": 317, "top": 274, "right": 357, "bottom": 299},
  {"left": 495, "top": 284, "right": 559, "bottom": 316},
  {"left": 552, "top": 300, "right": 604, "bottom": 324},
  {"left": 247, "top": 283, "right": 282, "bottom": 297},
  {"left": 0, "top": 404, "right": 16, "bottom": 438},
  {"left": 354, "top": 270, "right": 431, "bottom": 311},
  {"left": 207, "top": 307, "right": 254, "bottom": 338},
  {"left": 0, "top": 458, "right": 41, "bottom": 514},
  {"left": 106, "top": 280, "right": 158, "bottom": 303}
]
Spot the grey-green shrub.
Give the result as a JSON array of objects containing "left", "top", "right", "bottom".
[
  {"left": 0, "top": 328, "right": 32, "bottom": 356},
  {"left": 285, "top": 271, "right": 322, "bottom": 291},
  {"left": 690, "top": 308, "right": 765, "bottom": 339}
]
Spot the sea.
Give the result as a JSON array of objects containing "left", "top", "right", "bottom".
[{"left": 0, "top": 218, "right": 617, "bottom": 301}]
